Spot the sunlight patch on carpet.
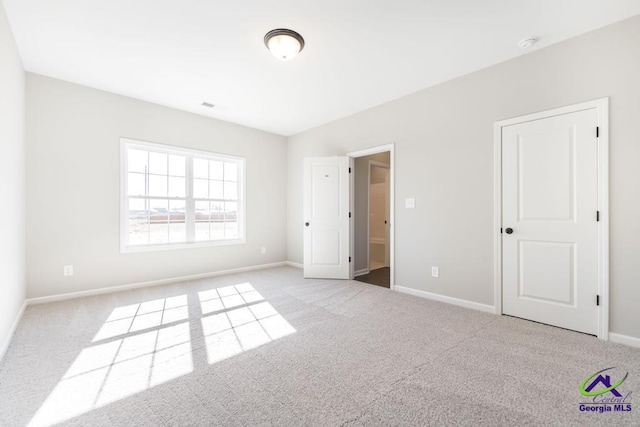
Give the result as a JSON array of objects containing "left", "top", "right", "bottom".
[
  {"left": 28, "top": 283, "right": 296, "bottom": 426},
  {"left": 199, "top": 283, "right": 296, "bottom": 364},
  {"left": 28, "top": 296, "right": 193, "bottom": 427}
]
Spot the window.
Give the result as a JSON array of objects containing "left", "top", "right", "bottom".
[{"left": 121, "top": 138, "right": 245, "bottom": 251}]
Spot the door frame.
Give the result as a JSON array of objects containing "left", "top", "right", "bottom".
[
  {"left": 493, "top": 98, "right": 609, "bottom": 339},
  {"left": 367, "top": 160, "right": 390, "bottom": 272},
  {"left": 348, "top": 143, "right": 395, "bottom": 289}
]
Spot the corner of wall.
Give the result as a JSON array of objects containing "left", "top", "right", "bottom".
[{"left": 0, "top": 0, "right": 27, "bottom": 362}]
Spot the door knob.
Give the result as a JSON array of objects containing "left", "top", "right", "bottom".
[
  {"left": 505, "top": 228, "right": 513, "bottom": 234},
  {"left": 305, "top": 222, "right": 310, "bottom": 227}
]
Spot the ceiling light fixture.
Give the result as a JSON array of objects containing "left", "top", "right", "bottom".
[
  {"left": 264, "top": 28, "right": 305, "bottom": 61},
  {"left": 518, "top": 37, "right": 538, "bottom": 49}
]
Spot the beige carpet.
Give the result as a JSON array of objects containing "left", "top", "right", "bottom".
[{"left": 0, "top": 266, "right": 638, "bottom": 426}]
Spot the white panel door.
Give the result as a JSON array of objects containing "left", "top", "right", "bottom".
[
  {"left": 303, "top": 157, "right": 350, "bottom": 279},
  {"left": 502, "top": 108, "right": 599, "bottom": 335}
]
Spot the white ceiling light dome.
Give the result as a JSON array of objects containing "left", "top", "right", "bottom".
[{"left": 264, "top": 28, "right": 305, "bottom": 61}]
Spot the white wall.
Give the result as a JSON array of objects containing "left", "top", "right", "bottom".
[
  {"left": 354, "top": 152, "right": 389, "bottom": 272},
  {"left": 0, "top": 1, "right": 26, "bottom": 358},
  {"left": 288, "top": 15, "right": 640, "bottom": 339},
  {"left": 26, "top": 74, "right": 288, "bottom": 298}
]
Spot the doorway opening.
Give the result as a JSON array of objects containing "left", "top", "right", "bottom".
[
  {"left": 301, "top": 144, "right": 394, "bottom": 286},
  {"left": 348, "top": 144, "right": 394, "bottom": 289}
]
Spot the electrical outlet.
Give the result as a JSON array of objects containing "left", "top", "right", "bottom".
[
  {"left": 64, "top": 265, "right": 74, "bottom": 277},
  {"left": 405, "top": 198, "right": 416, "bottom": 209},
  {"left": 261, "top": 247, "right": 267, "bottom": 254},
  {"left": 431, "top": 267, "right": 439, "bottom": 278}
]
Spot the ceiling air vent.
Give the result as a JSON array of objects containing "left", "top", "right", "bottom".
[{"left": 201, "top": 102, "right": 215, "bottom": 108}]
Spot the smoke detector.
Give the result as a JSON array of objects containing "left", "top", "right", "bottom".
[{"left": 518, "top": 37, "right": 538, "bottom": 49}]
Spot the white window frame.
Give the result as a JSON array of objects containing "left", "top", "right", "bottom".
[{"left": 120, "top": 138, "right": 246, "bottom": 253}]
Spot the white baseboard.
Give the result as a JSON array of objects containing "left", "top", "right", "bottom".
[
  {"left": 27, "top": 261, "right": 289, "bottom": 305},
  {"left": 354, "top": 269, "right": 370, "bottom": 277},
  {"left": 394, "top": 286, "right": 495, "bottom": 314},
  {"left": 285, "top": 261, "right": 303, "bottom": 269},
  {"left": 0, "top": 300, "right": 27, "bottom": 363},
  {"left": 609, "top": 332, "right": 640, "bottom": 349}
]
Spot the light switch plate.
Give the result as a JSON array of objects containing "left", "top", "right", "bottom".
[{"left": 432, "top": 267, "right": 439, "bottom": 278}]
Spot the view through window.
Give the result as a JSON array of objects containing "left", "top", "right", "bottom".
[{"left": 121, "top": 138, "right": 245, "bottom": 250}]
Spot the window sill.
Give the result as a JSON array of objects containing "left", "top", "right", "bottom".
[{"left": 121, "top": 238, "right": 246, "bottom": 254}]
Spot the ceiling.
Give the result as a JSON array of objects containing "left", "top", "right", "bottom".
[{"left": 4, "top": 1, "right": 640, "bottom": 136}]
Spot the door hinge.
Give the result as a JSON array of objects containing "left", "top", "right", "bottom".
[
  {"left": 596, "top": 295, "right": 600, "bottom": 306},
  {"left": 500, "top": 227, "right": 503, "bottom": 234},
  {"left": 596, "top": 211, "right": 600, "bottom": 222},
  {"left": 349, "top": 167, "right": 351, "bottom": 173},
  {"left": 349, "top": 256, "right": 352, "bottom": 263},
  {"left": 349, "top": 212, "right": 351, "bottom": 218},
  {"left": 596, "top": 127, "right": 599, "bottom": 138}
]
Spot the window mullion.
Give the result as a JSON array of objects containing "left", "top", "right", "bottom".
[{"left": 186, "top": 156, "right": 195, "bottom": 242}]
